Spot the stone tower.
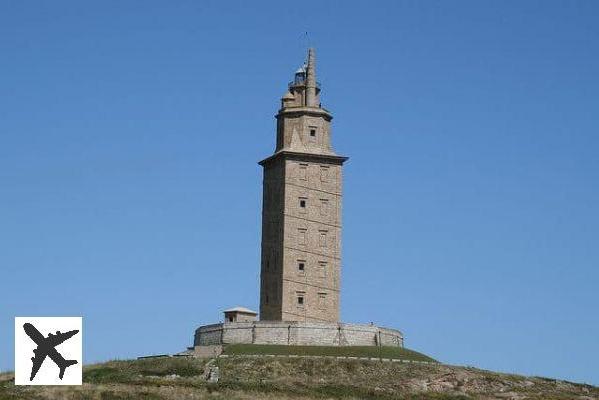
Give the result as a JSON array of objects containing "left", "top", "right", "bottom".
[{"left": 259, "top": 49, "right": 348, "bottom": 322}]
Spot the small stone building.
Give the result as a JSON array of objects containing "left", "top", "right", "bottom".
[{"left": 223, "top": 307, "right": 258, "bottom": 323}]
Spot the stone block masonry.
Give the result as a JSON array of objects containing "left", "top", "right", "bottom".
[
  {"left": 189, "top": 49, "right": 405, "bottom": 352},
  {"left": 259, "top": 48, "right": 348, "bottom": 323},
  {"left": 194, "top": 321, "right": 403, "bottom": 348}
]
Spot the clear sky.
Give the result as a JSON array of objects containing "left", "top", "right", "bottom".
[{"left": 1, "top": 0, "right": 598, "bottom": 385}]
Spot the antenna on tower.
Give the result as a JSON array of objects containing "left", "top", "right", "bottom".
[{"left": 298, "top": 31, "right": 311, "bottom": 51}]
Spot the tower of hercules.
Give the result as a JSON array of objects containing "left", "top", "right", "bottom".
[{"left": 259, "top": 48, "right": 348, "bottom": 323}]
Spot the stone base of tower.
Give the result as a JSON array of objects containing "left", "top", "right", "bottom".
[{"left": 193, "top": 321, "right": 403, "bottom": 349}]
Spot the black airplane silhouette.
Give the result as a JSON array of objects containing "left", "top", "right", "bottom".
[{"left": 23, "top": 322, "right": 79, "bottom": 381}]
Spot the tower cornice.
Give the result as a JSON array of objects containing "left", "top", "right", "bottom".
[
  {"left": 275, "top": 106, "right": 333, "bottom": 121},
  {"left": 259, "top": 150, "right": 348, "bottom": 167}
]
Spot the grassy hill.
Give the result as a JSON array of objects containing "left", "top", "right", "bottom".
[
  {"left": 222, "top": 344, "right": 436, "bottom": 362},
  {"left": 1, "top": 346, "right": 597, "bottom": 400}
]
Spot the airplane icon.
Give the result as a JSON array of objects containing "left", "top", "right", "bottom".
[{"left": 23, "top": 322, "right": 79, "bottom": 381}]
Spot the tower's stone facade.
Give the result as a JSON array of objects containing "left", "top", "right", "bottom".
[
  {"left": 190, "top": 49, "right": 404, "bottom": 352},
  {"left": 259, "top": 49, "right": 348, "bottom": 322}
]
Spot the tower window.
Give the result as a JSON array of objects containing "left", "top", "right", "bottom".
[
  {"left": 298, "top": 260, "right": 305, "bottom": 272},
  {"left": 320, "top": 199, "right": 329, "bottom": 216},
  {"left": 319, "top": 230, "right": 327, "bottom": 248},
  {"left": 320, "top": 166, "right": 329, "bottom": 182},
  {"left": 297, "top": 295, "right": 304, "bottom": 305},
  {"left": 318, "top": 293, "right": 327, "bottom": 309},
  {"left": 299, "top": 163, "right": 308, "bottom": 180},
  {"left": 265, "top": 294, "right": 269, "bottom": 304},
  {"left": 318, "top": 261, "right": 327, "bottom": 278},
  {"left": 298, "top": 228, "right": 307, "bottom": 245},
  {"left": 299, "top": 198, "right": 306, "bottom": 208},
  {"left": 308, "top": 127, "right": 317, "bottom": 142}
]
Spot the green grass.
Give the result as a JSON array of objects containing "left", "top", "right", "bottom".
[
  {"left": 1, "top": 355, "right": 597, "bottom": 400},
  {"left": 222, "top": 344, "right": 437, "bottom": 362},
  {"left": 214, "top": 379, "right": 475, "bottom": 400},
  {"left": 83, "top": 357, "right": 207, "bottom": 384}
]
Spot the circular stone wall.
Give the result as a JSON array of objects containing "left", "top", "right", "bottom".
[{"left": 194, "top": 321, "right": 403, "bottom": 348}]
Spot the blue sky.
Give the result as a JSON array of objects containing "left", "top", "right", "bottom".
[{"left": 1, "top": 0, "right": 598, "bottom": 385}]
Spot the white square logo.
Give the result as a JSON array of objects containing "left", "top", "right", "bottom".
[{"left": 14, "top": 317, "right": 82, "bottom": 385}]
